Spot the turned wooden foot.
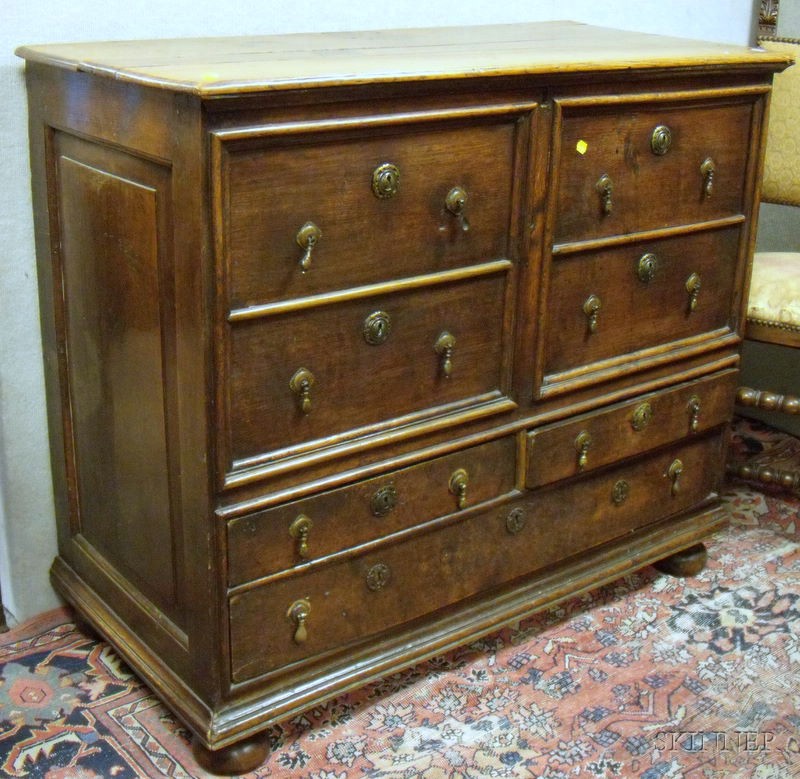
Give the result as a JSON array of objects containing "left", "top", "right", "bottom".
[
  {"left": 192, "top": 734, "right": 268, "bottom": 776},
  {"left": 653, "top": 543, "right": 708, "bottom": 577}
]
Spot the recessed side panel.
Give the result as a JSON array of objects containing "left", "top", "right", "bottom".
[{"left": 53, "top": 132, "right": 184, "bottom": 631}]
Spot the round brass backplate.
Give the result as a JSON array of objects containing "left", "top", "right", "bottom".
[
  {"left": 370, "top": 484, "right": 398, "bottom": 517},
  {"left": 363, "top": 310, "right": 392, "bottom": 345},
  {"left": 650, "top": 124, "right": 672, "bottom": 155}
]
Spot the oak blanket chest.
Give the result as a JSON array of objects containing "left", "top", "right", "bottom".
[{"left": 17, "top": 22, "right": 789, "bottom": 773}]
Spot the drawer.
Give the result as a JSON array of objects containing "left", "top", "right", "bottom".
[
  {"left": 229, "top": 431, "right": 723, "bottom": 683},
  {"left": 217, "top": 115, "right": 523, "bottom": 309},
  {"left": 227, "top": 435, "right": 517, "bottom": 585},
  {"left": 542, "top": 226, "right": 740, "bottom": 381},
  {"left": 553, "top": 97, "right": 753, "bottom": 245},
  {"left": 225, "top": 271, "right": 512, "bottom": 471},
  {"left": 526, "top": 370, "right": 736, "bottom": 488}
]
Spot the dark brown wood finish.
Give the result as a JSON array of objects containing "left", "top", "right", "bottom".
[{"left": 17, "top": 24, "right": 788, "bottom": 773}]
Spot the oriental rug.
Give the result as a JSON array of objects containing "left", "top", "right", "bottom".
[{"left": 1, "top": 419, "right": 798, "bottom": 778}]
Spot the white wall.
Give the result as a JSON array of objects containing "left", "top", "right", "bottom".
[{"left": 0, "top": 0, "right": 756, "bottom": 624}]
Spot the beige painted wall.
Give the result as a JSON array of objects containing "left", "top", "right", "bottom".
[{"left": 0, "top": 1, "right": 757, "bottom": 624}]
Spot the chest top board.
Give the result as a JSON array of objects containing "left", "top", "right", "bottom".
[{"left": 17, "top": 21, "right": 789, "bottom": 774}]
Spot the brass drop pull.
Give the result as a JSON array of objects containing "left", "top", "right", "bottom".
[
  {"left": 445, "top": 186, "right": 470, "bottom": 232},
  {"left": 575, "top": 430, "right": 593, "bottom": 471},
  {"left": 449, "top": 468, "right": 469, "bottom": 510},
  {"left": 650, "top": 124, "right": 672, "bottom": 155},
  {"left": 596, "top": 173, "right": 613, "bottom": 215},
  {"left": 685, "top": 273, "right": 701, "bottom": 313},
  {"left": 295, "top": 222, "right": 321, "bottom": 273},
  {"left": 289, "top": 514, "right": 313, "bottom": 559},
  {"left": 637, "top": 253, "right": 658, "bottom": 283},
  {"left": 435, "top": 331, "right": 456, "bottom": 378},
  {"left": 700, "top": 157, "right": 716, "bottom": 198},
  {"left": 372, "top": 162, "right": 400, "bottom": 199},
  {"left": 687, "top": 395, "right": 701, "bottom": 433},
  {"left": 583, "top": 294, "right": 601, "bottom": 334},
  {"left": 289, "top": 367, "right": 315, "bottom": 414},
  {"left": 667, "top": 459, "right": 684, "bottom": 496},
  {"left": 287, "top": 598, "right": 311, "bottom": 644}
]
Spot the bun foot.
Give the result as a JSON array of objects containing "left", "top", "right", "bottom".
[
  {"left": 192, "top": 734, "right": 268, "bottom": 775},
  {"left": 653, "top": 543, "right": 708, "bottom": 577}
]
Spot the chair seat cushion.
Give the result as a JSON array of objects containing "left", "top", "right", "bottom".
[{"left": 747, "top": 251, "right": 800, "bottom": 329}]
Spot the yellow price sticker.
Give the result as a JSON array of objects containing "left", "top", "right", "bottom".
[{"left": 576, "top": 139, "right": 588, "bottom": 155}]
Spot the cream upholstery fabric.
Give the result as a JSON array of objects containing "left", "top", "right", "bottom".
[
  {"left": 760, "top": 39, "right": 800, "bottom": 206},
  {"left": 747, "top": 251, "right": 800, "bottom": 328}
]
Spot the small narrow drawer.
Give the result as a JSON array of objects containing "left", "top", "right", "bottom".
[
  {"left": 224, "top": 270, "right": 513, "bottom": 473},
  {"left": 541, "top": 226, "right": 741, "bottom": 383},
  {"left": 215, "top": 110, "right": 528, "bottom": 309},
  {"left": 227, "top": 435, "right": 517, "bottom": 585},
  {"left": 553, "top": 96, "right": 753, "bottom": 245},
  {"left": 526, "top": 370, "right": 736, "bottom": 488},
  {"left": 228, "top": 432, "right": 723, "bottom": 683}
]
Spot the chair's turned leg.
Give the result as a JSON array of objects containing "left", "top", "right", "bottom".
[
  {"left": 192, "top": 733, "right": 268, "bottom": 776},
  {"left": 726, "top": 462, "right": 800, "bottom": 492},
  {"left": 653, "top": 543, "right": 708, "bottom": 577},
  {"left": 735, "top": 387, "right": 800, "bottom": 414}
]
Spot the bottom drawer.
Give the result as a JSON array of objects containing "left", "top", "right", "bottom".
[{"left": 229, "top": 431, "right": 724, "bottom": 683}]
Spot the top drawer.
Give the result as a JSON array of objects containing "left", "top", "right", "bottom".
[
  {"left": 214, "top": 106, "right": 533, "bottom": 309},
  {"left": 552, "top": 94, "right": 754, "bottom": 245}
]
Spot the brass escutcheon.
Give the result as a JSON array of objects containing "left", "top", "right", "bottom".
[
  {"left": 370, "top": 484, "right": 398, "bottom": 517},
  {"left": 295, "top": 221, "right": 321, "bottom": 273},
  {"left": 363, "top": 310, "right": 392, "bottom": 345},
  {"left": 366, "top": 562, "right": 391, "bottom": 591},
  {"left": 575, "top": 430, "right": 593, "bottom": 471},
  {"left": 687, "top": 395, "right": 701, "bottom": 433},
  {"left": 637, "top": 252, "right": 658, "bottom": 283},
  {"left": 667, "top": 459, "right": 684, "bottom": 496},
  {"left": 700, "top": 157, "right": 716, "bottom": 198},
  {"left": 372, "top": 162, "right": 400, "bottom": 199},
  {"left": 289, "top": 367, "right": 316, "bottom": 414},
  {"left": 650, "top": 124, "right": 672, "bottom": 155},
  {"left": 596, "top": 173, "right": 613, "bottom": 215},
  {"left": 505, "top": 507, "right": 526, "bottom": 535},
  {"left": 631, "top": 401, "right": 653, "bottom": 432},
  {"left": 289, "top": 514, "right": 314, "bottom": 559},
  {"left": 286, "top": 598, "right": 311, "bottom": 644},
  {"left": 611, "top": 480, "right": 630, "bottom": 506},
  {"left": 449, "top": 468, "right": 469, "bottom": 510}
]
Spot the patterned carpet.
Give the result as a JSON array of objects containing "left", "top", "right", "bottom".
[{"left": 1, "top": 419, "right": 799, "bottom": 779}]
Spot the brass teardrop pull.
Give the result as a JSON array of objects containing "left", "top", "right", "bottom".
[
  {"left": 687, "top": 395, "right": 701, "bottom": 433},
  {"left": 295, "top": 222, "right": 321, "bottom": 273},
  {"left": 596, "top": 173, "right": 613, "bottom": 215},
  {"left": 289, "top": 367, "right": 315, "bottom": 414},
  {"left": 289, "top": 514, "right": 313, "bottom": 559},
  {"left": 287, "top": 598, "right": 311, "bottom": 644},
  {"left": 435, "top": 331, "right": 456, "bottom": 378},
  {"left": 583, "top": 295, "right": 601, "bottom": 334},
  {"left": 667, "top": 459, "right": 684, "bottom": 496},
  {"left": 700, "top": 157, "right": 716, "bottom": 198},
  {"left": 685, "top": 273, "right": 701, "bottom": 313},
  {"left": 575, "top": 430, "right": 593, "bottom": 471},
  {"left": 449, "top": 468, "right": 469, "bottom": 510},
  {"left": 445, "top": 186, "right": 470, "bottom": 232}
]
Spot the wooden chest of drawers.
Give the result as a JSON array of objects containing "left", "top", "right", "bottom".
[{"left": 18, "top": 22, "right": 788, "bottom": 774}]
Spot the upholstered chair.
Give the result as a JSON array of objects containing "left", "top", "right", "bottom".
[{"left": 731, "top": 37, "right": 800, "bottom": 491}]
